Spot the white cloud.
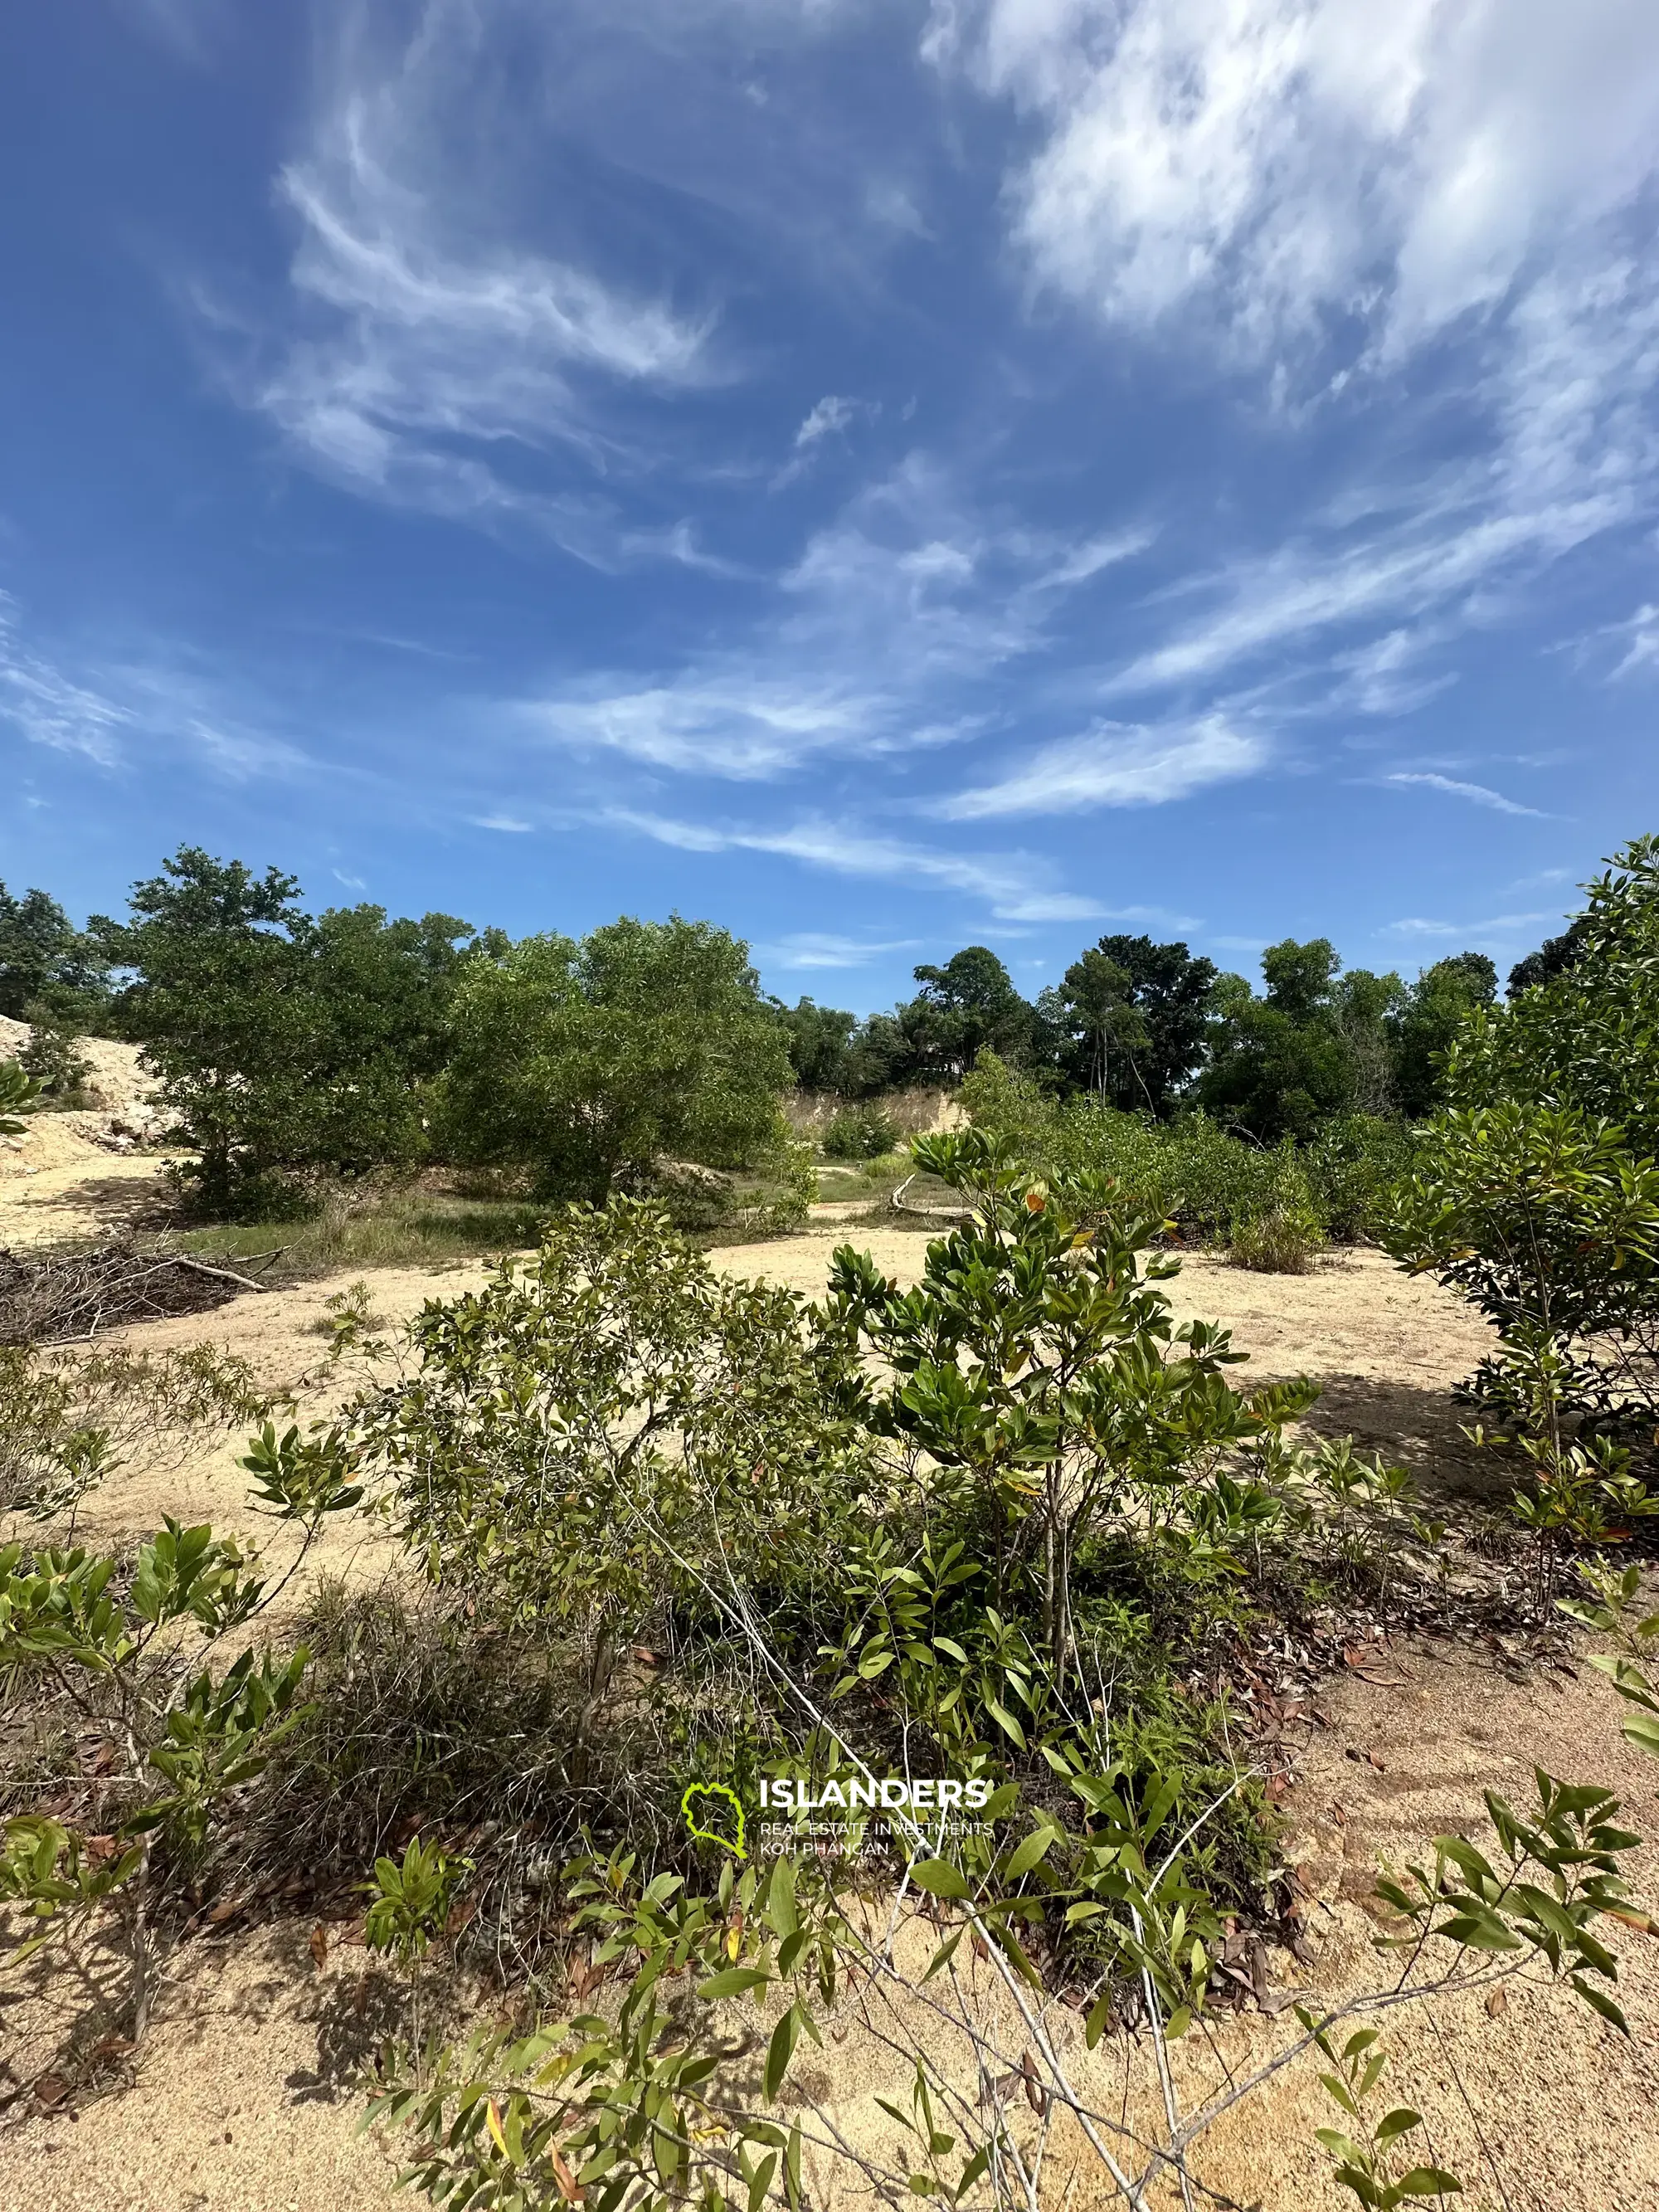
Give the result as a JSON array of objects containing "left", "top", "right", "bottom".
[
  {"left": 935, "top": 0, "right": 1659, "bottom": 364},
  {"left": 1384, "top": 910, "right": 1555, "bottom": 938},
  {"left": 922, "top": 2, "right": 1659, "bottom": 718},
  {"left": 0, "top": 599, "right": 132, "bottom": 765},
  {"left": 1599, "top": 602, "right": 1659, "bottom": 677},
  {"left": 794, "top": 395, "right": 867, "bottom": 449},
  {"left": 246, "top": 2, "right": 714, "bottom": 541},
  {"left": 522, "top": 458, "right": 1153, "bottom": 777},
  {"left": 470, "top": 813, "right": 535, "bottom": 833},
  {"left": 759, "top": 932, "right": 924, "bottom": 969},
  {"left": 1386, "top": 770, "right": 1546, "bottom": 817},
  {"left": 609, "top": 809, "right": 1103, "bottom": 921},
  {"left": 939, "top": 714, "right": 1265, "bottom": 819},
  {"left": 0, "top": 595, "right": 307, "bottom": 780}
]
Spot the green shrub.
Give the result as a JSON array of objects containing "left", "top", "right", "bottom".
[
  {"left": 19, "top": 1015, "right": 94, "bottom": 1108},
  {"left": 821, "top": 1104, "right": 898, "bottom": 1159}
]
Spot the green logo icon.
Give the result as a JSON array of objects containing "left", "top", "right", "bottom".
[{"left": 681, "top": 1782, "right": 746, "bottom": 1859}]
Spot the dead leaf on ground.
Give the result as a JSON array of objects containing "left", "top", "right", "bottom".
[
  {"left": 32, "top": 2074, "right": 71, "bottom": 2111},
  {"left": 1486, "top": 1986, "right": 1509, "bottom": 2017},
  {"left": 309, "top": 1924, "right": 329, "bottom": 1971}
]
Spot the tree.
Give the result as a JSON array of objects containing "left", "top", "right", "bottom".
[
  {"left": 1451, "top": 839, "right": 1659, "bottom": 1153},
  {"left": 1388, "top": 953, "right": 1496, "bottom": 1118},
  {"left": 1388, "top": 842, "right": 1659, "bottom": 1445},
  {"left": 1332, "top": 967, "right": 1405, "bottom": 1117},
  {"left": 1507, "top": 915, "right": 1592, "bottom": 1000},
  {"left": 1059, "top": 948, "right": 1144, "bottom": 1101},
  {"left": 93, "top": 848, "right": 475, "bottom": 1207},
  {"left": 906, "top": 947, "right": 1033, "bottom": 1079},
  {"left": 1051, "top": 934, "right": 1218, "bottom": 1113},
  {"left": 0, "top": 881, "right": 109, "bottom": 1023},
  {"left": 771, "top": 996, "right": 857, "bottom": 1091},
  {"left": 1199, "top": 940, "right": 1355, "bottom": 1140},
  {"left": 440, "top": 917, "right": 793, "bottom": 1201},
  {"left": 93, "top": 850, "right": 319, "bottom": 1208}
]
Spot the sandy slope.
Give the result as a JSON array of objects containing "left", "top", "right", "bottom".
[{"left": 5, "top": 1219, "right": 1655, "bottom": 2210}]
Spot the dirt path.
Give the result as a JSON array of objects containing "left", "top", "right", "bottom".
[{"left": 12, "top": 1222, "right": 1652, "bottom": 2212}]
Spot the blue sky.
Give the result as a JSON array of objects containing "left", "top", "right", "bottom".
[{"left": 2, "top": 0, "right": 1656, "bottom": 1011}]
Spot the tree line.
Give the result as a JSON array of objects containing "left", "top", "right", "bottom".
[
  {"left": 776, "top": 933, "right": 1517, "bottom": 1137},
  {"left": 0, "top": 845, "right": 1572, "bottom": 1211}
]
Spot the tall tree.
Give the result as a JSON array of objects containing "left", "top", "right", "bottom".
[
  {"left": 771, "top": 996, "right": 858, "bottom": 1092},
  {"left": 1085, "top": 934, "right": 1218, "bottom": 1113},
  {"left": 906, "top": 947, "right": 1034, "bottom": 1079},
  {"left": 0, "top": 882, "right": 109, "bottom": 1022},
  {"left": 1199, "top": 939, "right": 1354, "bottom": 1140},
  {"left": 1388, "top": 953, "right": 1497, "bottom": 1118},
  {"left": 1059, "top": 948, "right": 1144, "bottom": 1101},
  {"left": 94, "top": 848, "right": 475, "bottom": 1206}
]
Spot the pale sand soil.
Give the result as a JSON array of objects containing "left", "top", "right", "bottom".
[{"left": 4, "top": 1199, "right": 1655, "bottom": 2209}]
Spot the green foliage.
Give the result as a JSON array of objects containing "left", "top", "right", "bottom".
[
  {"left": 1385, "top": 1101, "right": 1659, "bottom": 1430},
  {"left": 1305, "top": 2024, "right": 1462, "bottom": 2208},
  {"left": 0, "top": 1340, "right": 273, "bottom": 1520},
  {"left": 93, "top": 846, "right": 476, "bottom": 1209},
  {"left": 0, "top": 880, "right": 109, "bottom": 1023},
  {"left": 1228, "top": 1150, "right": 1324, "bottom": 1274},
  {"left": 1040, "top": 933, "right": 1219, "bottom": 1113},
  {"left": 18, "top": 1014, "right": 95, "bottom": 1106},
  {"left": 0, "top": 1513, "right": 312, "bottom": 2029},
  {"left": 364, "top": 1834, "right": 471, "bottom": 1968},
  {"left": 1450, "top": 836, "right": 1659, "bottom": 1153},
  {"left": 0, "top": 1057, "right": 42, "bottom": 1137},
  {"left": 771, "top": 996, "right": 857, "bottom": 1090},
  {"left": 440, "top": 917, "right": 794, "bottom": 1201},
  {"left": 1200, "top": 939, "right": 1366, "bottom": 1139},
  {"left": 1559, "top": 1562, "right": 1659, "bottom": 1764},
  {"left": 961, "top": 1054, "right": 1412, "bottom": 1253},
  {"left": 820, "top": 1102, "right": 898, "bottom": 1159},
  {"left": 1388, "top": 953, "right": 1497, "bottom": 1119}
]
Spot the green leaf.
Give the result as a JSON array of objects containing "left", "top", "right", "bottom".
[
  {"left": 1394, "top": 2169, "right": 1463, "bottom": 2198},
  {"left": 764, "top": 2005, "right": 802, "bottom": 2100},
  {"left": 909, "top": 1859, "right": 971, "bottom": 1901},
  {"left": 1002, "top": 1825, "right": 1060, "bottom": 1883},
  {"left": 695, "top": 1966, "right": 769, "bottom": 2001},
  {"left": 1375, "top": 2108, "right": 1423, "bottom": 2149}
]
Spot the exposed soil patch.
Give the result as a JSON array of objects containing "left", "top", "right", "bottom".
[{"left": 6, "top": 1225, "right": 1652, "bottom": 2212}]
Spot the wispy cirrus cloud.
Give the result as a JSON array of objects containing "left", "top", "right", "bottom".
[
  {"left": 0, "top": 597, "right": 132, "bottom": 765},
  {"left": 522, "top": 460, "right": 1156, "bottom": 778},
  {"left": 1384, "top": 910, "right": 1557, "bottom": 939},
  {"left": 1386, "top": 771, "right": 1547, "bottom": 818},
  {"left": 0, "top": 594, "right": 308, "bottom": 782},
  {"left": 239, "top": 2, "right": 717, "bottom": 553},
  {"left": 608, "top": 808, "right": 1103, "bottom": 923},
  {"left": 927, "top": 1, "right": 1659, "bottom": 728},
  {"left": 937, "top": 714, "right": 1264, "bottom": 819},
  {"left": 757, "top": 931, "right": 924, "bottom": 971},
  {"left": 933, "top": 0, "right": 1659, "bottom": 366}
]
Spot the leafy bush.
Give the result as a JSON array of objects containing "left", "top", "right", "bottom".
[
  {"left": 820, "top": 1103, "right": 898, "bottom": 1159},
  {"left": 19, "top": 1015, "right": 94, "bottom": 1108},
  {"left": 439, "top": 918, "right": 794, "bottom": 1202},
  {"left": 1228, "top": 1164, "right": 1324, "bottom": 1274}
]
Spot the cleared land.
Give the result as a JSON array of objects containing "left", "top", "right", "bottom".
[{"left": 2, "top": 1172, "right": 1657, "bottom": 2210}]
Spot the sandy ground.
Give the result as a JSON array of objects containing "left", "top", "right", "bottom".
[
  {"left": 4, "top": 1196, "right": 1654, "bottom": 2210},
  {"left": 0, "top": 1022, "right": 173, "bottom": 1250}
]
